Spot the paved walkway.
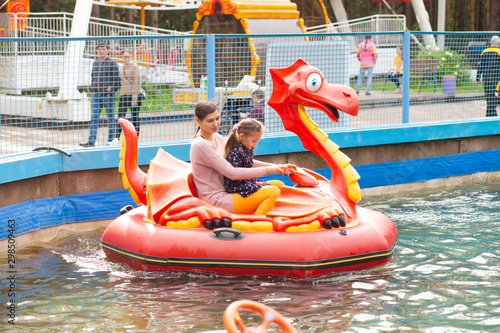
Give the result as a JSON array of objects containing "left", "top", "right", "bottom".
[
  {"left": 352, "top": 90, "right": 487, "bottom": 127},
  {"left": 0, "top": 91, "right": 494, "bottom": 156}
]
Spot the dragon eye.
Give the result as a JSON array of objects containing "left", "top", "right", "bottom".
[{"left": 306, "top": 73, "right": 322, "bottom": 92}]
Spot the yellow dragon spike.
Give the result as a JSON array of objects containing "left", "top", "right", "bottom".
[{"left": 298, "top": 106, "right": 361, "bottom": 202}]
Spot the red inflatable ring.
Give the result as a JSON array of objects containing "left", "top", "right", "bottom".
[{"left": 223, "top": 300, "right": 297, "bottom": 333}]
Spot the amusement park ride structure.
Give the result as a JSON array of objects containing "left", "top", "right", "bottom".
[
  {"left": 0, "top": 0, "right": 438, "bottom": 123},
  {"left": 95, "top": 0, "right": 203, "bottom": 27}
]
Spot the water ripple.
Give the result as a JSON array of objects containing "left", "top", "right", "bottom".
[{"left": 1, "top": 184, "right": 499, "bottom": 332}]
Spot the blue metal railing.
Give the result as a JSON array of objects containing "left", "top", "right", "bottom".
[{"left": 0, "top": 31, "right": 499, "bottom": 156}]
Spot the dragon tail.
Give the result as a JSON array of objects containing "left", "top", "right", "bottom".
[{"left": 118, "top": 119, "right": 147, "bottom": 205}]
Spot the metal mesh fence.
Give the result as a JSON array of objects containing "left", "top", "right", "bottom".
[{"left": 0, "top": 31, "right": 497, "bottom": 156}]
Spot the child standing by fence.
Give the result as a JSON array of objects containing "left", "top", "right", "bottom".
[{"left": 388, "top": 45, "right": 403, "bottom": 92}]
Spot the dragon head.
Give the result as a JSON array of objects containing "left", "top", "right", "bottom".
[
  {"left": 268, "top": 58, "right": 358, "bottom": 134},
  {"left": 268, "top": 59, "right": 361, "bottom": 218}
]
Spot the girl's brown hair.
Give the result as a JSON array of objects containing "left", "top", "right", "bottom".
[
  {"left": 223, "top": 118, "right": 264, "bottom": 158},
  {"left": 194, "top": 100, "right": 219, "bottom": 137}
]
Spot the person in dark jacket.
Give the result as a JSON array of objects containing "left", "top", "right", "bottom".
[
  {"left": 80, "top": 43, "right": 121, "bottom": 147},
  {"left": 476, "top": 36, "right": 500, "bottom": 117}
]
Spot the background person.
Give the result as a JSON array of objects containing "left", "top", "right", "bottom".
[
  {"left": 356, "top": 35, "right": 377, "bottom": 96},
  {"left": 190, "top": 101, "right": 294, "bottom": 216},
  {"left": 223, "top": 119, "right": 285, "bottom": 215},
  {"left": 80, "top": 43, "right": 121, "bottom": 147},
  {"left": 388, "top": 45, "right": 403, "bottom": 92},
  {"left": 116, "top": 50, "right": 142, "bottom": 139},
  {"left": 476, "top": 35, "right": 500, "bottom": 117},
  {"left": 240, "top": 88, "right": 265, "bottom": 124}
]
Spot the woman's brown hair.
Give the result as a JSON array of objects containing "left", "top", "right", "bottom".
[{"left": 194, "top": 100, "right": 219, "bottom": 137}]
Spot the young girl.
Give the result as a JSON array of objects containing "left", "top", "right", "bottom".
[
  {"left": 223, "top": 119, "right": 286, "bottom": 215},
  {"left": 190, "top": 101, "right": 293, "bottom": 218}
]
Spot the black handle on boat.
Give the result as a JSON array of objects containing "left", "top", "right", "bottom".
[
  {"left": 211, "top": 227, "right": 246, "bottom": 240},
  {"left": 33, "top": 146, "right": 71, "bottom": 157},
  {"left": 120, "top": 205, "right": 134, "bottom": 215}
]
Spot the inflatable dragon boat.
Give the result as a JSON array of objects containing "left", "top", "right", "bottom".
[{"left": 101, "top": 59, "right": 398, "bottom": 278}]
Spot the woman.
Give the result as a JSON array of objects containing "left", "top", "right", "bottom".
[
  {"left": 116, "top": 50, "right": 142, "bottom": 139},
  {"left": 356, "top": 35, "right": 377, "bottom": 95},
  {"left": 190, "top": 101, "right": 294, "bottom": 215}
]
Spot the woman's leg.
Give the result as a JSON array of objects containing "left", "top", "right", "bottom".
[
  {"left": 116, "top": 96, "right": 131, "bottom": 138},
  {"left": 233, "top": 186, "right": 281, "bottom": 215},
  {"left": 356, "top": 67, "right": 366, "bottom": 93},
  {"left": 131, "top": 101, "right": 141, "bottom": 138},
  {"left": 365, "top": 67, "right": 374, "bottom": 93}
]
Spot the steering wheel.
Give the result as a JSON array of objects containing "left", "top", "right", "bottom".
[
  {"left": 288, "top": 167, "right": 319, "bottom": 186},
  {"left": 223, "top": 299, "right": 297, "bottom": 333}
]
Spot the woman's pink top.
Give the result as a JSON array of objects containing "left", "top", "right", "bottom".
[
  {"left": 190, "top": 133, "right": 271, "bottom": 212},
  {"left": 357, "top": 39, "right": 377, "bottom": 67}
]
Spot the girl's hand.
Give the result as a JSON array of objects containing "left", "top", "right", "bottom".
[
  {"left": 265, "top": 164, "right": 297, "bottom": 175},
  {"left": 283, "top": 164, "right": 297, "bottom": 175},
  {"left": 265, "top": 165, "right": 286, "bottom": 175}
]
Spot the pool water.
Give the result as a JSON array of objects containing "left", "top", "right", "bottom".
[{"left": 1, "top": 184, "right": 499, "bottom": 332}]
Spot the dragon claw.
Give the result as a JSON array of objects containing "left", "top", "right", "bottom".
[
  {"left": 338, "top": 215, "right": 346, "bottom": 227},
  {"left": 213, "top": 219, "right": 222, "bottom": 229},
  {"left": 331, "top": 216, "right": 340, "bottom": 228},
  {"left": 203, "top": 220, "right": 214, "bottom": 230},
  {"left": 158, "top": 197, "right": 233, "bottom": 229},
  {"left": 222, "top": 218, "right": 232, "bottom": 228},
  {"left": 322, "top": 219, "right": 332, "bottom": 229},
  {"left": 202, "top": 218, "right": 232, "bottom": 230},
  {"left": 317, "top": 208, "right": 347, "bottom": 229}
]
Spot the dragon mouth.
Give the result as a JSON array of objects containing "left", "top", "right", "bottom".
[{"left": 323, "top": 103, "right": 340, "bottom": 122}]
